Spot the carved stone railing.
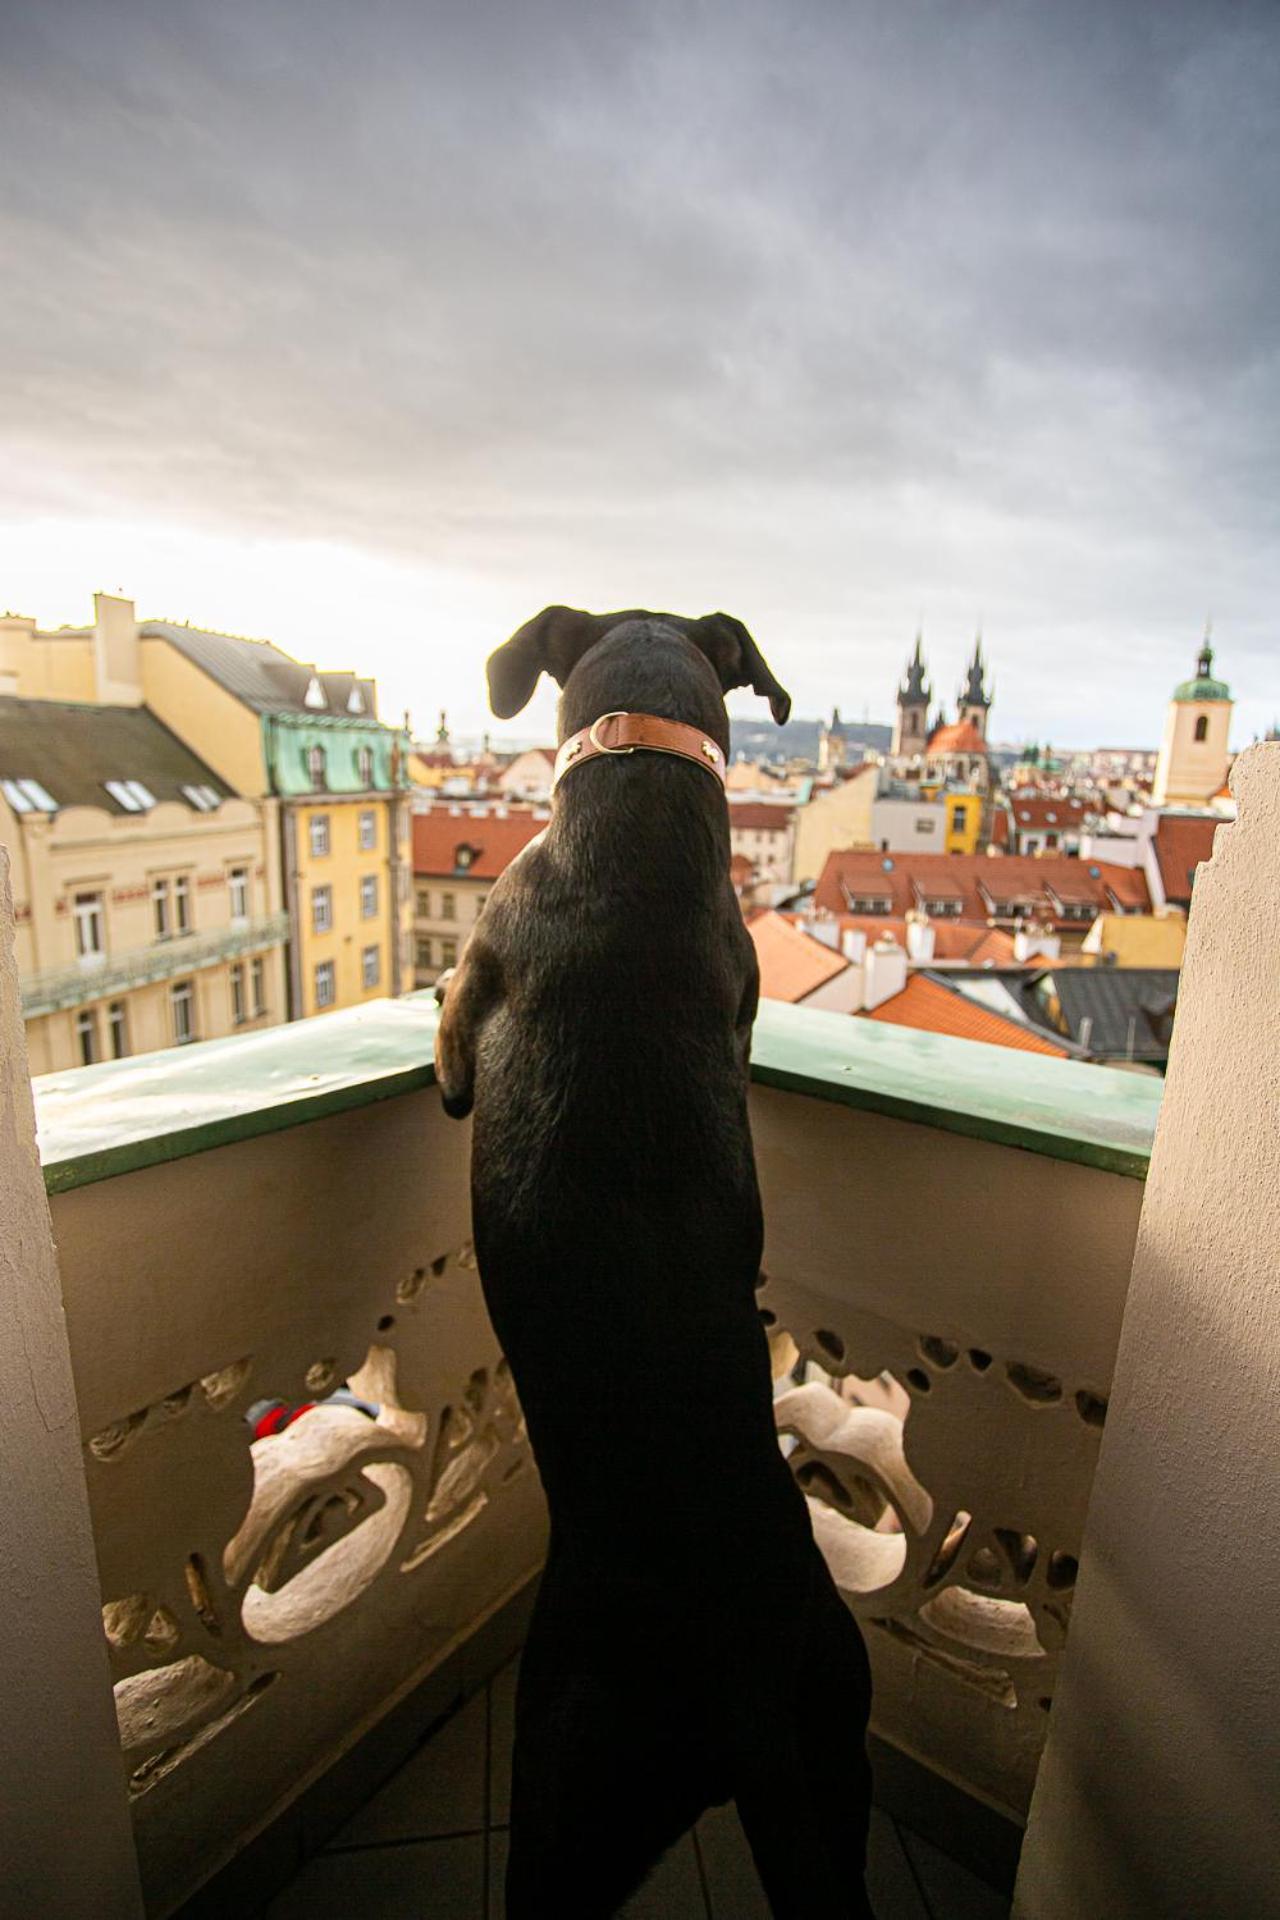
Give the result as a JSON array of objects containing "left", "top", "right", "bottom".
[
  {"left": 747, "top": 1004, "right": 1159, "bottom": 1819},
  {"left": 35, "top": 999, "right": 547, "bottom": 1916},
  {"left": 32, "top": 994, "right": 1161, "bottom": 1909}
]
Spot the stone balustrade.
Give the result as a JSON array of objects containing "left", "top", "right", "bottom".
[{"left": 31, "top": 992, "right": 1161, "bottom": 1911}]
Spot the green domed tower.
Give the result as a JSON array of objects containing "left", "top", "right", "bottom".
[{"left": 1153, "top": 635, "right": 1233, "bottom": 806}]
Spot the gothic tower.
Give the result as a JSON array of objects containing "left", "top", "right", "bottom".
[
  {"left": 957, "top": 634, "right": 993, "bottom": 740},
  {"left": 892, "top": 635, "right": 931, "bottom": 757}
]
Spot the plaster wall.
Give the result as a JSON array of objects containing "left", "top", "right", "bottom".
[
  {"left": 792, "top": 773, "right": 877, "bottom": 884},
  {"left": 138, "top": 637, "right": 268, "bottom": 797},
  {"left": 0, "top": 851, "right": 143, "bottom": 1915},
  {"left": 1015, "top": 743, "right": 1280, "bottom": 1916},
  {"left": 1152, "top": 698, "right": 1232, "bottom": 806},
  {"left": 0, "top": 613, "right": 96, "bottom": 700},
  {"left": 292, "top": 796, "right": 401, "bottom": 1015},
  {"left": 870, "top": 797, "right": 946, "bottom": 853}
]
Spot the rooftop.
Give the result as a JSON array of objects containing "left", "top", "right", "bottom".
[
  {"left": 863, "top": 973, "right": 1072, "bottom": 1058},
  {"left": 0, "top": 696, "right": 231, "bottom": 815},
  {"left": 814, "top": 851, "right": 1150, "bottom": 927},
  {"left": 412, "top": 808, "right": 546, "bottom": 880},
  {"left": 749, "top": 911, "right": 850, "bottom": 1003},
  {"left": 142, "top": 621, "right": 379, "bottom": 721}
]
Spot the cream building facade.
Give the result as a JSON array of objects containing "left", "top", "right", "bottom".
[
  {"left": 0, "top": 696, "right": 286, "bottom": 1074},
  {"left": 791, "top": 765, "right": 878, "bottom": 886}
]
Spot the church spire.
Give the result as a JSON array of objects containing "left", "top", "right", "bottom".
[{"left": 899, "top": 631, "right": 931, "bottom": 705}]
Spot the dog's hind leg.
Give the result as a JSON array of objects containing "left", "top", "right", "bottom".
[
  {"left": 734, "top": 1568, "right": 876, "bottom": 1918},
  {"left": 504, "top": 1663, "right": 720, "bottom": 1920}
]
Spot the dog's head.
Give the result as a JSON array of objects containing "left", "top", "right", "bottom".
[{"left": 486, "top": 605, "right": 791, "bottom": 726}]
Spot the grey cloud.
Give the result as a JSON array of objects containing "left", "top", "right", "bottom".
[{"left": 0, "top": 0, "right": 1276, "bottom": 739}]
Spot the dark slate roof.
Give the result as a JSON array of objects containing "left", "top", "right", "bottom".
[
  {"left": 141, "top": 621, "right": 378, "bottom": 718},
  {"left": 1046, "top": 967, "right": 1180, "bottom": 1063},
  {"left": 0, "top": 698, "right": 232, "bottom": 814}
]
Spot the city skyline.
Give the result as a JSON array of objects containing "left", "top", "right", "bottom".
[{"left": 2, "top": 1, "right": 1277, "bottom": 744}]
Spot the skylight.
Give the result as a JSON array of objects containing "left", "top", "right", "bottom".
[
  {"left": 1, "top": 777, "right": 58, "bottom": 813},
  {"left": 180, "top": 784, "right": 222, "bottom": 812},
  {"left": 104, "top": 779, "right": 158, "bottom": 812}
]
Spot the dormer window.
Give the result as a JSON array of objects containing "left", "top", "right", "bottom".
[
  {"left": 307, "top": 745, "right": 327, "bottom": 791},
  {"left": 104, "top": 779, "right": 157, "bottom": 812},
  {"left": 357, "top": 744, "right": 374, "bottom": 787},
  {"left": 455, "top": 844, "right": 475, "bottom": 872},
  {"left": 180, "top": 784, "right": 221, "bottom": 812},
  {"left": 347, "top": 686, "right": 365, "bottom": 714},
  {"left": 1, "top": 777, "right": 58, "bottom": 813},
  {"left": 304, "top": 676, "right": 327, "bottom": 710}
]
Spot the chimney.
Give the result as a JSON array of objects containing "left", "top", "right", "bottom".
[
  {"left": 863, "top": 935, "right": 908, "bottom": 1011},
  {"left": 905, "top": 909, "right": 935, "bottom": 964},
  {"left": 809, "top": 920, "right": 840, "bottom": 950},
  {"left": 92, "top": 592, "right": 142, "bottom": 705},
  {"left": 840, "top": 927, "right": 868, "bottom": 964}
]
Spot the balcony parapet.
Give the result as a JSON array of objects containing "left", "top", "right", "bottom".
[
  {"left": 21, "top": 911, "right": 291, "bottom": 1019},
  {"left": 34, "top": 991, "right": 1160, "bottom": 1195},
  {"left": 29, "top": 997, "right": 1161, "bottom": 1906}
]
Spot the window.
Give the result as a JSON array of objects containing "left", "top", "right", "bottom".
[
  {"left": 1194, "top": 714, "right": 1209, "bottom": 743},
  {"left": 1, "top": 777, "right": 58, "bottom": 813},
  {"left": 415, "top": 935, "right": 433, "bottom": 971},
  {"left": 440, "top": 937, "right": 458, "bottom": 969},
  {"left": 180, "top": 783, "right": 221, "bottom": 812},
  {"left": 103, "top": 779, "right": 157, "bottom": 812},
  {"left": 251, "top": 957, "right": 266, "bottom": 1018},
  {"left": 844, "top": 894, "right": 892, "bottom": 915},
  {"left": 312, "top": 885, "right": 332, "bottom": 934},
  {"left": 304, "top": 676, "right": 327, "bottom": 710},
  {"left": 440, "top": 891, "right": 456, "bottom": 921},
  {"left": 108, "top": 1001, "right": 128, "bottom": 1059},
  {"left": 347, "top": 686, "right": 366, "bottom": 714},
  {"left": 307, "top": 744, "right": 327, "bottom": 791},
  {"left": 415, "top": 887, "right": 431, "bottom": 918},
  {"left": 152, "top": 876, "right": 171, "bottom": 941},
  {"left": 171, "top": 980, "right": 195, "bottom": 1045},
  {"left": 357, "top": 746, "right": 374, "bottom": 788},
  {"left": 230, "top": 962, "right": 246, "bottom": 1025},
  {"left": 76, "top": 1010, "right": 98, "bottom": 1067},
  {"left": 314, "top": 960, "right": 336, "bottom": 1009},
  {"left": 309, "top": 813, "right": 330, "bottom": 857},
  {"left": 73, "top": 891, "right": 105, "bottom": 960},
  {"left": 455, "top": 845, "right": 474, "bottom": 872},
  {"left": 362, "top": 944, "right": 381, "bottom": 988},
  {"left": 360, "top": 874, "right": 378, "bottom": 919},
  {"left": 953, "top": 806, "right": 969, "bottom": 829},
  {"left": 914, "top": 817, "right": 935, "bottom": 835},
  {"left": 359, "top": 808, "right": 376, "bottom": 849},
  {"left": 228, "top": 867, "right": 249, "bottom": 923}
]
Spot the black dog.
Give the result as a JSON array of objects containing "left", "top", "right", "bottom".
[{"left": 436, "top": 607, "right": 873, "bottom": 1918}]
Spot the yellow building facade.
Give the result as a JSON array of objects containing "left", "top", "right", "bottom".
[{"left": 943, "top": 791, "right": 983, "bottom": 854}]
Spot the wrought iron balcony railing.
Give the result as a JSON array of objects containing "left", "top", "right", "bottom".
[{"left": 20, "top": 912, "right": 291, "bottom": 1018}]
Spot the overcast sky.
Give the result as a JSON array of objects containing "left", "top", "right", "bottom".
[{"left": 1, "top": 0, "right": 1276, "bottom": 747}]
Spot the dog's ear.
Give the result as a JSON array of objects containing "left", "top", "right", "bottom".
[
  {"left": 487, "top": 605, "right": 616, "bottom": 718},
  {"left": 692, "top": 613, "right": 791, "bottom": 725}
]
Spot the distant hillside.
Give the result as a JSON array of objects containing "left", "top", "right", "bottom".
[{"left": 730, "top": 717, "right": 892, "bottom": 763}]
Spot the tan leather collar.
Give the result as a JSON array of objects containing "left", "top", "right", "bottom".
[{"left": 552, "top": 710, "right": 728, "bottom": 794}]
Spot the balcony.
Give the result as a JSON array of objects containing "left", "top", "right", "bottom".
[
  {"left": 21, "top": 911, "right": 291, "bottom": 1018},
  {"left": 20, "top": 991, "right": 1152, "bottom": 1915},
  {"left": 6, "top": 745, "right": 1276, "bottom": 1920}
]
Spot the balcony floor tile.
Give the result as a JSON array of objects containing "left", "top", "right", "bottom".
[
  {"left": 266, "top": 1834, "right": 484, "bottom": 1919},
  {"left": 272, "top": 1667, "right": 1010, "bottom": 1920},
  {"left": 327, "top": 1690, "right": 488, "bottom": 1848},
  {"left": 899, "top": 1828, "right": 1011, "bottom": 1920}
]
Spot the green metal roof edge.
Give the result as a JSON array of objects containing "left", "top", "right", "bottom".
[{"left": 34, "top": 991, "right": 1159, "bottom": 1196}]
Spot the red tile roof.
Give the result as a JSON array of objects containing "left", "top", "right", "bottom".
[
  {"left": 1152, "top": 814, "right": 1218, "bottom": 906},
  {"left": 927, "top": 718, "right": 988, "bottom": 755},
  {"left": 863, "top": 975, "right": 1070, "bottom": 1056},
  {"left": 784, "top": 912, "right": 1023, "bottom": 967},
  {"left": 750, "top": 912, "right": 850, "bottom": 1004},
  {"left": 412, "top": 807, "right": 545, "bottom": 879},
  {"left": 1008, "top": 795, "right": 1089, "bottom": 831},
  {"left": 728, "top": 802, "right": 795, "bottom": 831},
  {"left": 813, "top": 851, "right": 1150, "bottom": 927}
]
